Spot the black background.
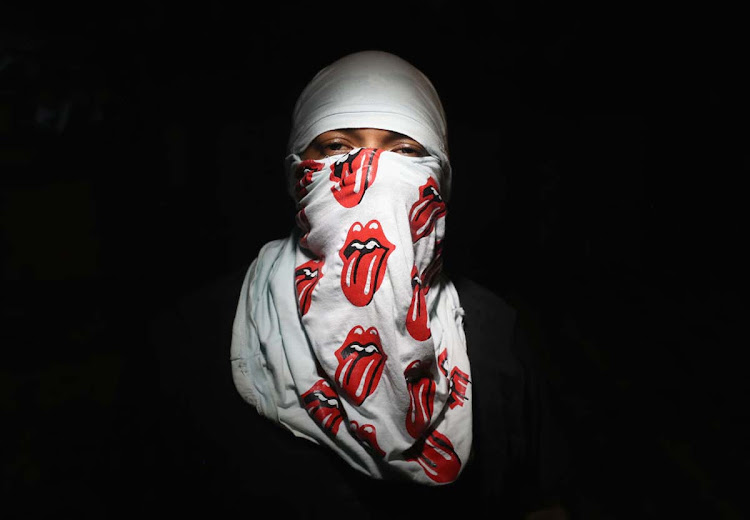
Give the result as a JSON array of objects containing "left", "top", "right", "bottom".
[{"left": 2, "top": 1, "right": 747, "bottom": 517}]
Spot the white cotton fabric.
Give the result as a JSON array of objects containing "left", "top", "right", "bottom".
[
  {"left": 286, "top": 50, "right": 453, "bottom": 201},
  {"left": 231, "top": 150, "right": 472, "bottom": 484},
  {"left": 230, "top": 51, "right": 472, "bottom": 485}
]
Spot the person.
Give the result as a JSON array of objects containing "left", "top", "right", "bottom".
[{"left": 149, "top": 50, "right": 573, "bottom": 518}]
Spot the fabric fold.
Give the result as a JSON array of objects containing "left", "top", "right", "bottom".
[{"left": 231, "top": 149, "right": 472, "bottom": 484}]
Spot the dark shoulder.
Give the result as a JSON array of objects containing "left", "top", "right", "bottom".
[
  {"left": 150, "top": 265, "right": 251, "bottom": 404},
  {"left": 175, "top": 266, "right": 248, "bottom": 323},
  {"left": 149, "top": 266, "right": 248, "bottom": 344},
  {"left": 450, "top": 274, "right": 522, "bottom": 378},
  {"left": 451, "top": 273, "right": 551, "bottom": 391},
  {"left": 451, "top": 274, "right": 517, "bottom": 324}
]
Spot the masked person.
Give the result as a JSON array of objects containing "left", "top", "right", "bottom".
[{"left": 151, "top": 50, "right": 572, "bottom": 518}]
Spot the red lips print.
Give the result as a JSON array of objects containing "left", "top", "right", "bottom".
[
  {"left": 334, "top": 326, "right": 386, "bottom": 406},
  {"left": 409, "top": 177, "right": 447, "bottom": 243},
  {"left": 302, "top": 379, "right": 343, "bottom": 435},
  {"left": 301, "top": 379, "right": 343, "bottom": 436},
  {"left": 448, "top": 367, "right": 470, "bottom": 410},
  {"left": 437, "top": 349, "right": 471, "bottom": 409},
  {"left": 339, "top": 220, "right": 395, "bottom": 307},
  {"left": 350, "top": 421, "right": 386, "bottom": 457},
  {"left": 406, "top": 265, "right": 431, "bottom": 341},
  {"left": 294, "top": 159, "right": 324, "bottom": 203},
  {"left": 295, "top": 258, "right": 324, "bottom": 316},
  {"left": 404, "top": 360, "right": 436, "bottom": 439},
  {"left": 407, "top": 429, "right": 462, "bottom": 484},
  {"left": 406, "top": 244, "right": 443, "bottom": 340},
  {"left": 329, "top": 148, "right": 382, "bottom": 207}
]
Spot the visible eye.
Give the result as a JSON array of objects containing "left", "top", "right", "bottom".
[
  {"left": 391, "top": 142, "right": 427, "bottom": 156},
  {"left": 320, "top": 139, "right": 353, "bottom": 156}
]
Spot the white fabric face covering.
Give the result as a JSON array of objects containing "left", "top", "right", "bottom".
[
  {"left": 231, "top": 148, "right": 472, "bottom": 484},
  {"left": 230, "top": 50, "right": 472, "bottom": 485}
]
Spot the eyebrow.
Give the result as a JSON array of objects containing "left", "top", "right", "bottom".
[{"left": 329, "top": 129, "right": 415, "bottom": 140}]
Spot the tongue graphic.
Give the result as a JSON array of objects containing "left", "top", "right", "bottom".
[
  {"left": 294, "top": 159, "right": 324, "bottom": 203},
  {"left": 295, "top": 258, "right": 324, "bottom": 316},
  {"left": 407, "top": 265, "right": 431, "bottom": 340},
  {"left": 409, "top": 177, "right": 446, "bottom": 243},
  {"left": 349, "top": 421, "right": 386, "bottom": 457},
  {"left": 405, "top": 360, "right": 436, "bottom": 438},
  {"left": 339, "top": 220, "right": 395, "bottom": 307},
  {"left": 335, "top": 326, "right": 386, "bottom": 406},
  {"left": 329, "top": 148, "right": 382, "bottom": 207},
  {"left": 407, "top": 429, "right": 462, "bottom": 484},
  {"left": 301, "top": 379, "right": 343, "bottom": 436}
]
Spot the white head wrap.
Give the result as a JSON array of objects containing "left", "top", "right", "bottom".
[{"left": 286, "top": 50, "right": 452, "bottom": 200}]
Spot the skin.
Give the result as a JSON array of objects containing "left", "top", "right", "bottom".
[{"left": 300, "top": 128, "right": 428, "bottom": 160}]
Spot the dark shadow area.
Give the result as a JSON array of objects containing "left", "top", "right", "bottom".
[{"left": 2, "top": 1, "right": 747, "bottom": 517}]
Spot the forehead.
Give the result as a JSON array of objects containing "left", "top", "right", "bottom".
[{"left": 316, "top": 128, "right": 420, "bottom": 142}]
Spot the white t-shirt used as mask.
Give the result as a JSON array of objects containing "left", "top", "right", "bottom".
[{"left": 231, "top": 149, "right": 472, "bottom": 484}]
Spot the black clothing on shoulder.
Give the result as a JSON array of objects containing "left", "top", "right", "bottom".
[{"left": 127, "top": 268, "right": 571, "bottom": 517}]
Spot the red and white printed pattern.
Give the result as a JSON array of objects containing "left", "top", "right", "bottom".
[{"left": 233, "top": 149, "right": 471, "bottom": 485}]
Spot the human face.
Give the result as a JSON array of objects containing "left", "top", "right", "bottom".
[{"left": 300, "top": 128, "right": 427, "bottom": 160}]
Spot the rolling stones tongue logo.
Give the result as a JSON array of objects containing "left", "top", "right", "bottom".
[
  {"left": 404, "top": 360, "right": 436, "bottom": 438},
  {"left": 407, "top": 266, "right": 431, "bottom": 341},
  {"left": 409, "top": 177, "right": 447, "bottom": 243},
  {"left": 301, "top": 379, "right": 343, "bottom": 436},
  {"left": 406, "top": 244, "right": 443, "bottom": 341},
  {"left": 339, "top": 220, "right": 395, "bottom": 307},
  {"left": 437, "top": 349, "right": 471, "bottom": 410},
  {"left": 294, "top": 159, "right": 324, "bottom": 203},
  {"left": 330, "top": 148, "right": 382, "bottom": 207},
  {"left": 448, "top": 367, "right": 470, "bottom": 409},
  {"left": 295, "top": 258, "right": 324, "bottom": 316},
  {"left": 406, "top": 429, "right": 462, "bottom": 484},
  {"left": 334, "top": 326, "right": 386, "bottom": 406},
  {"left": 350, "top": 421, "right": 386, "bottom": 457}
]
